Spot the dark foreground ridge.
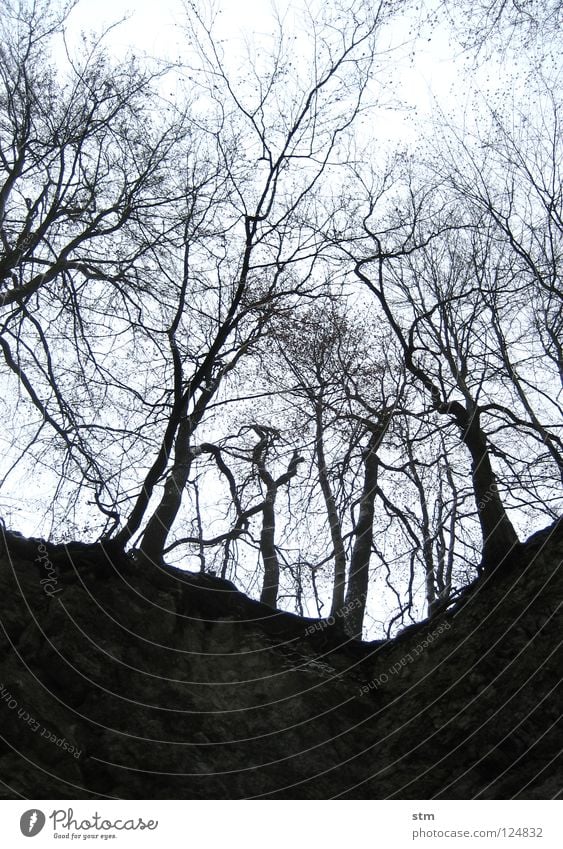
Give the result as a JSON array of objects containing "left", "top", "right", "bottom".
[{"left": 0, "top": 519, "right": 561, "bottom": 799}]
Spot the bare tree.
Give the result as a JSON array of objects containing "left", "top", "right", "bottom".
[
  {"left": 107, "top": 1, "right": 390, "bottom": 567},
  {"left": 0, "top": 0, "right": 389, "bottom": 561},
  {"left": 351, "top": 205, "right": 521, "bottom": 569},
  {"left": 261, "top": 302, "right": 404, "bottom": 634},
  {"left": 246, "top": 427, "right": 304, "bottom": 607},
  {"left": 0, "top": 0, "right": 183, "bottom": 533},
  {"left": 433, "top": 90, "right": 563, "bottom": 481}
]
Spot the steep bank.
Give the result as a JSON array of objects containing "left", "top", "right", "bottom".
[{"left": 0, "top": 520, "right": 561, "bottom": 799}]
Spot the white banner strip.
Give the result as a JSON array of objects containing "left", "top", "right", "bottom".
[{"left": 1, "top": 800, "right": 561, "bottom": 848}]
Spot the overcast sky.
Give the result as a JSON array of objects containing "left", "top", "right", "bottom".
[{"left": 62, "top": 0, "right": 489, "bottom": 154}]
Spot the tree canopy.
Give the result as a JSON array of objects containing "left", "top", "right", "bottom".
[{"left": 1, "top": 0, "right": 561, "bottom": 637}]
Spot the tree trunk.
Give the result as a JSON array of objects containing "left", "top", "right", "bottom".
[
  {"left": 259, "top": 491, "right": 280, "bottom": 607},
  {"left": 406, "top": 438, "right": 437, "bottom": 616},
  {"left": 457, "top": 404, "right": 519, "bottom": 568},
  {"left": 341, "top": 433, "right": 380, "bottom": 638},
  {"left": 139, "top": 417, "right": 193, "bottom": 563},
  {"left": 252, "top": 429, "right": 303, "bottom": 609},
  {"left": 314, "top": 405, "right": 347, "bottom": 617}
]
